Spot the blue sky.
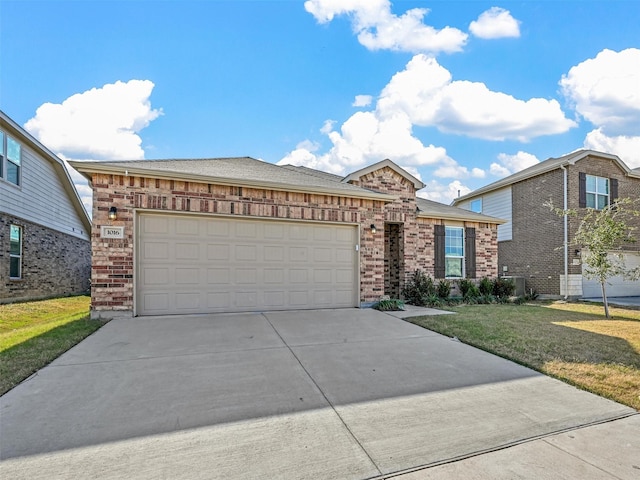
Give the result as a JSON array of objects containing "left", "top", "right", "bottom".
[{"left": 2, "top": 1, "right": 639, "bottom": 209}]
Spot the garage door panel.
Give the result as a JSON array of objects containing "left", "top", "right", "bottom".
[
  {"left": 137, "top": 214, "right": 358, "bottom": 315},
  {"left": 175, "top": 268, "right": 200, "bottom": 284},
  {"left": 264, "top": 246, "right": 284, "bottom": 262},
  {"left": 235, "top": 245, "right": 257, "bottom": 261},
  {"left": 144, "top": 242, "right": 169, "bottom": 260},
  {"left": 143, "top": 293, "right": 169, "bottom": 312},
  {"left": 264, "top": 291, "right": 285, "bottom": 307},
  {"left": 582, "top": 252, "right": 640, "bottom": 297},
  {"left": 336, "top": 248, "right": 354, "bottom": 263},
  {"left": 176, "top": 218, "right": 200, "bottom": 235},
  {"left": 142, "top": 268, "right": 170, "bottom": 285},
  {"left": 207, "top": 244, "right": 229, "bottom": 260},
  {"left": 264, "top": 269, "right": 284, "bottom": 284},
  {"left": 175, "top": 243, "right": 199, "bottom": 260},
  {"left": 175, "top": 293, "right": 201, "bottom": 310},
  {"left": 207, "top": 292, "right": 230, "bottom": 308}
]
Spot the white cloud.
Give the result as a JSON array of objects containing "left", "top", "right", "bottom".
[
  {"left": 25, "top": 79, "right": 161, "bottom": 160},
  {"left": 280, "top": 54, "right": 571, "bottom": 185},
  {"left": 560, "top": 48, "right": 640, "bottom": 136},
  {"left": 353, "top": 95, "right": 373, "bottom": 107},
  {"left": 584, "top": 128, "right": 640, "bottom": 168},
  {"left": 489, "top": 151, "right": 540, "bottom": 177},
  {"left": 560, "top": 48, "right": 640, "bottom": 168},
  {"left": 418, "top": 179, "right": 471, "bottom": 204},
  {"left": 378, "top": 54, "right": 575, "bottom": 141},
  {"left": 489, "top": 162, "right": 511, "bottom": 177},
  {"left": 469, "top": 7, "right": 521, "bottom": 39},
  {"left": 304, "top": 0, "right": 468, "bottom": 54},
  {"left": 25, "top": 79, "right": 162, "bottom": 214}
]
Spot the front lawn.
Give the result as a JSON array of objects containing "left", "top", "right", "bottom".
[
  {"left": 407, "top": 302, "right": 640, "bottom": 410},
  {"left": 0, "top": 296, "right": 107, "bottom": 395}
]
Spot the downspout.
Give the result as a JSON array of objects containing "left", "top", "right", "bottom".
[{"left": 560, "top": 164, "right": 569, "bottom": 299}]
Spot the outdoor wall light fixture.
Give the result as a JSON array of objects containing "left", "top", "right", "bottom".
[
  {"left": 370, "top": 224, "right": 377, "bottom": 234},
  {"left": 108, "top": 206, "right": 118, "bottom": 221}
]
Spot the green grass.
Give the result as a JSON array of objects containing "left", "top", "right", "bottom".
[
  {"left": 0, "top": 296, "right": 107, "bottom": 395},
  {"left": 407, "top": 302, "right": 640, "bottom": 410}
]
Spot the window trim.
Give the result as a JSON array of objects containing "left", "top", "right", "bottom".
[
  {"left": 470, "top": 198, "right": 482, "bottom": 213},
  {"left": 9, "top": 224, "right": 23, "bottom": 280},
  {"left": 444, "top": 226, "right": 464, "bottom": 278}
]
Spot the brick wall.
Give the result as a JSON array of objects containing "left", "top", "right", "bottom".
[
  {"left": 416, "top": 218, "right": 498, "bottom": 280},
  {"left": 1, "top": 214, "right": 90, "bottom": 302},
  {"left": 499, "top": 168, "right": 565, "bottom": 295},
  {"left": 499, "top": 154, "right": 640, "bottom": 296},
  {"left": 90, "top": 166, "right": 501, "bottom": 315}
]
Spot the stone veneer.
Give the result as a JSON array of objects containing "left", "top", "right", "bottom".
[
  {"left": 1, "top": 214, "right": 90, "bottom": 302},
  {"left": 90, "top": 166, "right": 499, "bottom": 316}
]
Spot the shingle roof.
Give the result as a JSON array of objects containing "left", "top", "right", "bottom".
[
  {"left": 416, "top": 197, "right": 506, "bottom": 224},
  {"left": 69, "top": 157, "right": 395, "bottom": 201},
  {"left": 452, "top": 149, "right": 638, "bottom": 205}
]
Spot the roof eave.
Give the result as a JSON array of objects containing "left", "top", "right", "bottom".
[
  {"left": 417, "top": 211, "right": 507, "bottom": 224},
  {"left": 69, "top": 162, "right": 397, "bottom": 202}
]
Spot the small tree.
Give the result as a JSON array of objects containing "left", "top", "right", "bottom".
[{"left": 548, "top": 197, "right": 640, "bottom": 318}]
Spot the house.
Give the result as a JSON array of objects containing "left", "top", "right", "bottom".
[
  {"left": 1, "top": 111, "right": 91, "bottom": 303},
  {"left": 452, "top": 150, "right": 640, "bottom": 298},
  {"left": 69, "top": 157, "right": 504, "bottom": 318}
]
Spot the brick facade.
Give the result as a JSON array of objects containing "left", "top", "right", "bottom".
[
  {"left": 89, "top": 165, "right": 500, "bottom": 316},
  {"left": 498, "top": 154, "right": 640, "bottom": 296},
  {"left": 1, "top": 214, "right": 91, "bottom": 302}
]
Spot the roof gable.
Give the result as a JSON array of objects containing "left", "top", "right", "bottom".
[
  {"left": 0, "top": 110, "right": 91, "bottom": 234},
  {"left": 343, "top": 159, "right": 425, "bottom": 189}
]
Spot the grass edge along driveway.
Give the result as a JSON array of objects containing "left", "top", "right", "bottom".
[
  {"left": 0, "top": 295, "right": 107, "bottom": 396},
  {"left": 407, "top": 302, "right": 640, "bottom": 411}
]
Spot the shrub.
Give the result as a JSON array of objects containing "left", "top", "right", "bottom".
[
  {"left": 402, "top": 270, "right": 436, "bottom": 306},
  {"left": 479, "top": 277, "right": 493, "bottom": 296},
  {"left": 493, "top": 277, "right": 515, "bottom": 299},
  {"left": 457, "top": 278, "right": 475, "bottom": 298},
  {"left": 374, "top": 299, "right": 405, "bottom": 311},
  {"left": 437, "top": 280, "right": 451, "bottom": 299}
]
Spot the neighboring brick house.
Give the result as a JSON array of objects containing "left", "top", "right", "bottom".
[
  {"left": 1, "top": 111, "right": 91, "bottom": 303},
  {"left": 453, "top": 150, "right": 640, "bottom": 298},
  {"left": 70, "top": 157, "right": 504, "bottom": 318}
]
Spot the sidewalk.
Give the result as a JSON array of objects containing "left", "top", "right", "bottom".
[{"left": 390, "top": 412, "right": 640, "bottom": 479}]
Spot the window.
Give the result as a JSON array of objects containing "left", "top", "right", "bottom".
[
  {"left": 585, "top": 175, "right": 609, "bottom": 210},
  {"left": 470, "top": 198, "right": 482, "bottom": 213},
  {"left": 10, "top": 225, "right": 22, "bottom": 279},
  {"left": 435, "top": 225, "right": 476, "bottom": 279},
  {"left": 1, "top": 130, "right": 22, "bottom": 186},
  {"left": 445, "top": 227, "right": 464, "bottom": 278}
]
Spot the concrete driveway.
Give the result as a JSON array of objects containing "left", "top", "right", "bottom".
[{"left": 0, "top": 309, "right": 635, "bottom": 479}]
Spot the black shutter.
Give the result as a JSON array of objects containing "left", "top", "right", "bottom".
[
  {"left": 610, "top": 178, "right": 618, "bottom": 205},
  {"left": 434, "top": 224, "right": 445, "bottom": 279},
  {"left": 465, "top": 227, "right": 476, "bottom": 279},
  {"left": 578, "top": 172, "right": 586, "bottom": 208}
]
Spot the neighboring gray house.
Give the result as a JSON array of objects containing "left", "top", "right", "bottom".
[
  {"left": 453, "top": 150, "right": 640, "bottom": 298},
  {"left": 1, "top": 110, "right": 91, "bottom": 303}
]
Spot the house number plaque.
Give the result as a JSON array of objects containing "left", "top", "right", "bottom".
[{"left": 101, "top": 226, "right": 125, "bottom": 239}]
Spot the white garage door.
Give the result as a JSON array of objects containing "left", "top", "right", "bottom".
[
  {"left": 136, "top": 213, "right": 359, "bottom": 315},
  {"left": 582, "top": 252, "right": 640, "bottom": 297}
]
